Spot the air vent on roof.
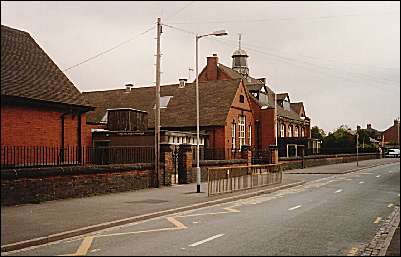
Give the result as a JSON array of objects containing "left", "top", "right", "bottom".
[
  {"left": 178, "top": 78, "right": 187, "bottom": 88},
  {"left": 125, "top": 83, "right": 134, "bottom": 92}
]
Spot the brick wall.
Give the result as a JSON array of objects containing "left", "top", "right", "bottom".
[
  {"left": 382, "top": 121, "right": 400, "bottom": 145},
  {"left": 1, "top": 105, "right": 89, "bottom": 147},
  {"left": 260, "top": 108, "right": 276, "bottom": 147},
  {"left": 279, "top": 153, "right": 380, "bottom": 171},
  {"left": 198, "top": 55, "right": 232, "bottom": 82},
  {"left": 1, "top": 164, "right": 154, "bottom": 206},
  {"left": 224, "top": 81, "right": 255, "bottom": 151}
]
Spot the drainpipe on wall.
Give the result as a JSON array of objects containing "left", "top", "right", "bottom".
[
  {"left": 77, "top": 112, "right": 82, "bottom": 164},
  {"left": 60, "top": 112, "right": 67, "bottom": 164}
]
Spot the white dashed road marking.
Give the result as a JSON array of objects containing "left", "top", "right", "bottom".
[
  {"left": 288, "top": 205, "right": 302, "bottom": 211},
  {"left": 359, "top": 181, "right": 365, "bottom": 184},
  {"left": 388, "top": 204, "right": 394, "bottom": 208},
  {"left": 376, "top": 175, "right": 381, "bottom": 178},
  {"left": 335, "top": 189, "right": 343, "bottom": 193},
  {"left": 374, "top": 217, "right": 382, "bottom": 224},
  {"left": 189, "top": 234, "right": 224, "bottom": 247}
]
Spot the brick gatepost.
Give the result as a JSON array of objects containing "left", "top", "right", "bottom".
[
  {"left": 269, "top": 145, "right": 279, "bottom": 164},
  {"left": 247, "top": 150, "right": 252, "bottom": 166},
  {"left": 160, "top": 144, "right": 173, "bottom": 186}
]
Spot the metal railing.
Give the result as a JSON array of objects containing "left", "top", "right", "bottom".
[
  {"left": 207, "top": 164, "right": 282, "bottom": 196},
  {"left": 251, "top": 149, "right": 271, "bottom": 164},
  {"left": 192, "top": 148, "right": 244, "bottom": 161},
  {"left": 1, "top": 145, "right": 155, "bottom": 168}
]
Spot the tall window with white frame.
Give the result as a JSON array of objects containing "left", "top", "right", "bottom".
[
  {"left": 231, "top": 122, "right": 236, "bottom": 150},
  {"left": 239, "top": 115, "right": 246, "bottom": 149},
  {"left": 248, "top": 125, "right": 252, "bottom": 146},
  {"left": 280, "top": 124, "right": 285, "bottom": 137},
  {"left": 294, "top": 126, "right": 299, "bottom": 137}
]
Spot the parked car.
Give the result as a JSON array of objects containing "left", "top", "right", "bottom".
[{"left": 385, "top": 148, "right": 400, "bottom": 158}]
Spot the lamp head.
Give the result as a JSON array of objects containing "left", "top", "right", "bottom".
[{"left": 211, "top": 30, "right": 228, "bottom": 37}]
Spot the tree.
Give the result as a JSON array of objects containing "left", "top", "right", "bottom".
[
  {"left": 311, "top": 126, "right": 326, "bottom": 141},
  {"left": 322, "top": 125, "right": 356, "bottom": 153}
]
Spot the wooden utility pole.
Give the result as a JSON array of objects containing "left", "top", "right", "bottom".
[{"left": 154, "top": 17, "right": 161, "bottom": 187}]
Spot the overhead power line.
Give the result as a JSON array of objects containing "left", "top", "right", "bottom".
[
  {"left": 168, "top": 11, "right": 400, "bottom": 24},
  {"left": 216, "top": 37, "right": 400, "bottom": 85},
  {"left": 213, "top": 37, "right": 399, "bottom": 88},
  {"left": 162, "top": 23, "right": 196, "bottom": 35},
  {"left": 163, "top": 23, "right": 400, "bottom": 88},
  {"left": 63, "top": 25, "right": 155, "bottom": 72},
  {"left": 164, "top": 1, "right": 196, "bottom": 22}
]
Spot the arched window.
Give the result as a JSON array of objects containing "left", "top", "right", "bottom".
[
  {"left": 280, "top": 124, "right": 285, "bottom": 137},
  {"left": 232, "top": 122, "right": 236, "bottom": 149},
  {"left": 294, "top": 126, "right": 299, "bottom": 137},
  {"left": 239, "top": 116, "right": 246, "bottom": 148},
  {"left": 288, "top": 125, "right": 293, "bottom": 137},
  {"left": 248, "top": 125, "right": 252, "bottom": 146}
]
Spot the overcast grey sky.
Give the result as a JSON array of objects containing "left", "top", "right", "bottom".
[{"left": 1, "top": 1, "right": 400, "bottom": 133}]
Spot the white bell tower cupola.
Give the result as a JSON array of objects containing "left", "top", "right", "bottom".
[{"left": 232, "top": 33, "right": 249, "bottom": 77}]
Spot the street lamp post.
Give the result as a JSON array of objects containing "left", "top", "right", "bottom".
[
  {"left": 356, "top": 128, "right": 359, "bottom": 167},
  {"left": 195, "top": 30, "right": 228, "bottom": 193}
]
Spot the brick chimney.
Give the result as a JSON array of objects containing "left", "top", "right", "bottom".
[
  {"left": 394, "top": 119, "right": 399, "bottom": 126},
  {"left": 367, "top": 124, "right": 371, "bottom": 130},
  {"left": 206, "top": 54, "right": 219, "bottom": 80}
]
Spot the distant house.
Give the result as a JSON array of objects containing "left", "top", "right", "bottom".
[
  {"left": 198, "top": 48, "right": 312, "bottom": 157},
  {"left": 382, "top": 119, "right": 400, "bottom": 148},
  {"left": 1, "top": 25, "right": 93, "bottom": 166},
  {"left": 83, "top": 79, "right": 255, "bottom": 159}
]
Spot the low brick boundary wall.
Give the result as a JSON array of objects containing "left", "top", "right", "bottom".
[
  {"left": 279, "top": 153, "right": 380, "bottom": 171},
  {"left": 1, "top": 164, "right": 159, "bottom": 206}
]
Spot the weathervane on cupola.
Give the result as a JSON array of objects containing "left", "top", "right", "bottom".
[{"left": 231, "top": 33, "right": 249, "bottom": 77}]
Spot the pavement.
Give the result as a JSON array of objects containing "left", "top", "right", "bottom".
[
  {"left": 283, "top": 158, "right": 397, "bottom": 174},
  {"left": 1, "top": 158, "right": 399, "bottom": 253}
]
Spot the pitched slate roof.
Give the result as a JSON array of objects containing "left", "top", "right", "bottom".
[
  {"left": 276, "top": 104, "right": 304, "bottom": 121},
  {"left": 290, "top": 102, "right": 305, "bottom": 115},
  {"left": 276, "top": 93, "right": 289, "bottom": 101},
  {"left": 83, "top": 79, "right": 243, "bottom": 128},
  {"left": 219, "top": 63, "right": 264, "bottom": 86},
  {"left": 1, "top": 25, "right": 91, "bottom": 108},
  {"left": 216, "top": 63, "right": 306, "bottom": 122}
]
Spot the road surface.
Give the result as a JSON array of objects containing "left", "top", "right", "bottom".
[{"left": 3, "top": 162, "right": 399, "bottom": 256}]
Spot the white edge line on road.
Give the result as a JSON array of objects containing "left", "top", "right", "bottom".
[
  {"left": 288, "top": 205, "right": 302, "bottom": 211},
  {"left": 189, "top": 234, "right": 224, "bottom": 247},
  {"left": 335, "top": 189, "right": 343, "bottom": 193}
]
